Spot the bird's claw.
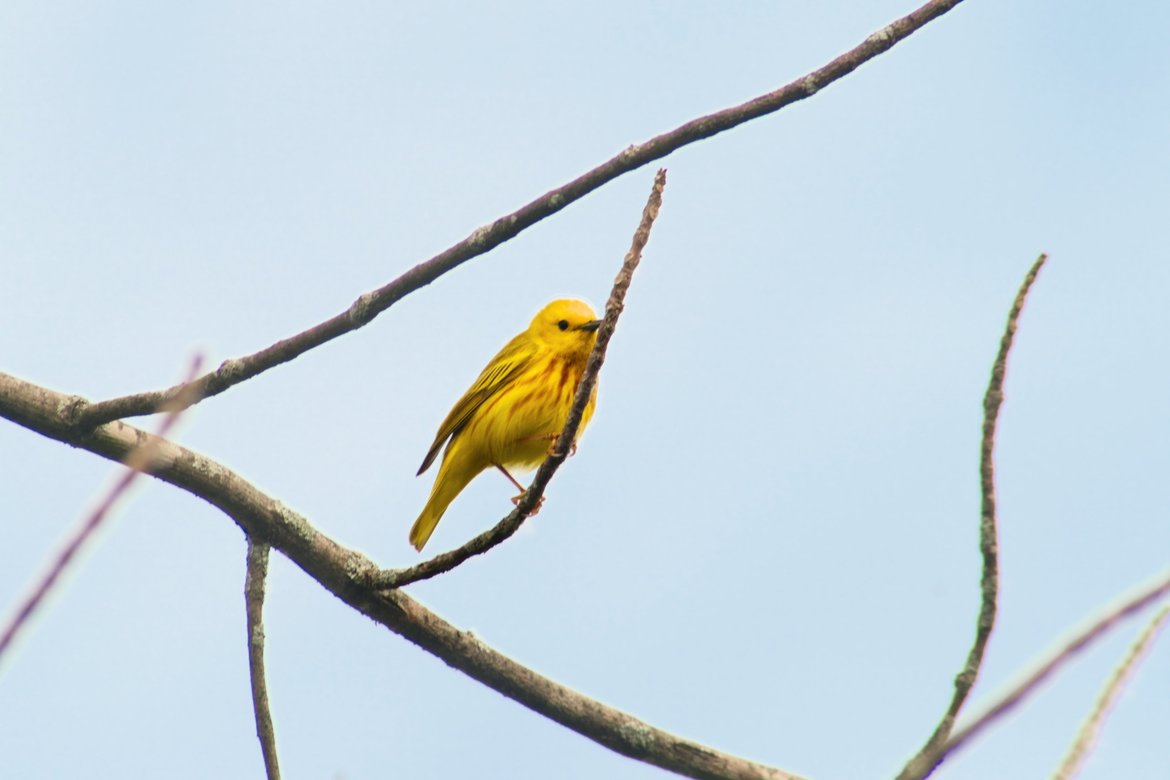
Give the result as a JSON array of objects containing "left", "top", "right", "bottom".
[
  {"left": 545, "top": 436, "right": 577, "bottom": 458},
  {"left": 512, "top": 493, "right": 545, "bottom": 516}
]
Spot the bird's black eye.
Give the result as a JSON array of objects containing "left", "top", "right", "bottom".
[{"left": 557, "top": 319, "right": 569, "bottom": 331}]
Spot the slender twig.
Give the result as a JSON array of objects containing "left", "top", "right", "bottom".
[
  {"left": 75, "top": 0, "right": 966, "bottom": 428},
  {"left": 245, "top": 539, "right": 281, "bottom": 780},
  {"left": 1052, "top": 601, "right": 1170, "bottom": 780},
  {"left": 924, "top": 570, "right": 1170, "bottom": 768},
  {"left": 0, "top": 356, "right": 203, "bottom": 668},
  {"left": 898, "top": 253, "right": 1048, "bottom": 780},
  {"left": 0, "top": 370, "right": 804, "bottom": 780},
  {"left": 372, "top": 169, "right": 666, "bottom": 590}
]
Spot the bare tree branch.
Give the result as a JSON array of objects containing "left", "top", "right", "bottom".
[
  {"left": 1052, "top": 601, "right": 1170, "bottom": 780},
  {"left": 372, "top": 169, "right": 665, "bottom": 589},
  {"left": 245, "top": 539, "right": 281, "bottom": 780},
  {"left": 0, "top": 371, "right": 805, "bottom": 780},
  {"left": 923, "top": 569, "right": 1170, "bottom": 770},
  {"left": 74, "top": 0, "right": 966, "bottom": 428},
  {"left": 898, "top": 253, "right": 1048, "bottom": 780},
  {"left": 0, "top": 355, "right": 203, "bottom": 668}
]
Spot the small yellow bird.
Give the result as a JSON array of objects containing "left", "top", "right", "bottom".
[{"left": 409, "top": 299, "right": 602, "bottom": 551}]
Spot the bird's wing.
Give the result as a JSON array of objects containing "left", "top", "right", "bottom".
[{"left": 416, "top": 334, "right": 535, "bottom": 475}]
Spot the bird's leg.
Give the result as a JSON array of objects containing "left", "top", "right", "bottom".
[
  {"left": 496, "top": 465, "right": 543, "bottom": 515},
  {"left": 496, "top": 464, "right": 526, "bottom": 493}
]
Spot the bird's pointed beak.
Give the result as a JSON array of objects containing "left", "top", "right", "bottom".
[{"left": 577, "top": 319, "right": 602, "bottom": 332}]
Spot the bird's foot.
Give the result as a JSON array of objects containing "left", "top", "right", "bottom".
[
  {"left": 543, "top": 435, "right": 577, "bottom": 458},
  {"left": 512, "top": 493, "right": 545, "bottom": 516}
]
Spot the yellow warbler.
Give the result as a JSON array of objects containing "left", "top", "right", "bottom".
[{"left": 409, "top": 299, "right": 602, "bottom": 551}]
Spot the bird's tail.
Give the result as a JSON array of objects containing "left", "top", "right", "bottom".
[{"left": 409, "top": 456, "right": 477, "bottom": 551}]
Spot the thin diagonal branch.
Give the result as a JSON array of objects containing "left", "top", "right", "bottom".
[
  {"left": 931, "top": 570, "right": 1170, "bottom": 768},
  {"left": 0, "top": 355, "right": 203, "bottom": 668},
  {"left": 372, "top": 169, "right": 666, "bottom": 590},
  {"left": 0, "top": 371, "right": 804, "bottom": 780},
  {"left": 245, "top": 539, "right": 281, "bottom": 780},
  {"left": 1052, "top": 601, "right": 1170, "bottom": 780},
  {"left": 898, "top": 253, "right": 1048, "bottom": 780},
  {"left": 75, "top": 0, "right": 966, "bottom": 428}
]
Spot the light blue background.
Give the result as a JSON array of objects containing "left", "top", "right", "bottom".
[{"left": 2, "top": 2, "right": 1168, "bottom": 778}]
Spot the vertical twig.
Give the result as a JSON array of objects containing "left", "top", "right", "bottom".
[
  {"left": 1052, "top": 602, "right": 1170, "bottom": 780},
  {"left": 245, "top": 538, "right": 281, "bottom": 780},
  {"left": 898, "top": 254, "right": 1048, "bottom": 780},
  {"left": 0, "top": 355, "right": 203, "bottom": 668}
]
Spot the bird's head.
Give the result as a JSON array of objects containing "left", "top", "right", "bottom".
[{"left": 528, "top": 299, "right": 602, "bottom": 357}]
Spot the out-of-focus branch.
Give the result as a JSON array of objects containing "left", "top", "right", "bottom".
[
  {"left": 929, "top": 570, "right": 1170, "bottom": 768},
  {"left": 75, "top": 0, "right": 966, "bottom": 428},
  {"left": 898, "top": 253, "right": 1048, "bottom": 780},
  {"left": 245, "top": 539, "right": 281, "bottom": 780},
  {"left": 372, "top": 169, "right": 665, "bottom": 590},
  {"left": 0, "top": 355, "right": 203, "bottom": 668},
  {"left": 0, "top": 372, "right": 805, "bottom": 780},
  {"left": 1052, "top": 601, "right": 1170, "bottom": 780}
]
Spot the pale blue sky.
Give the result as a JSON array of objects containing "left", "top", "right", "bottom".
[{"left": 3, "top": 2, "right": 1169, "bottom": 779}]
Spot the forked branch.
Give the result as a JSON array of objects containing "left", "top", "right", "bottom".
[
  {"left": 0, "top": 370, "right": 804, "bottom": 780},
  {"left": 932, "top": 570, "right": 1170, "bottom": 768}
]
